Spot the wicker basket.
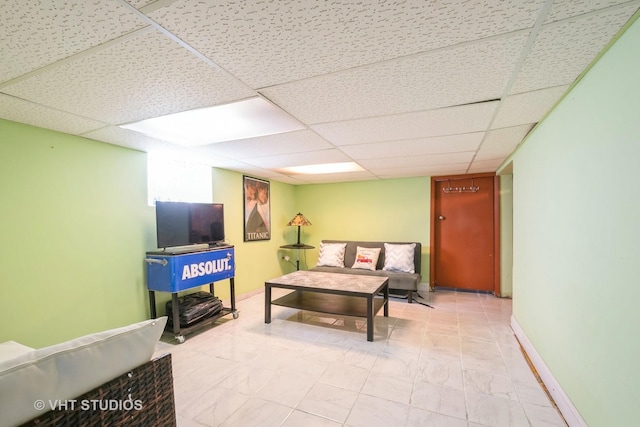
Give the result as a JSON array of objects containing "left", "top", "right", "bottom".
[{"left": 21, "top": 353, "right": 176, "bottom": 426}]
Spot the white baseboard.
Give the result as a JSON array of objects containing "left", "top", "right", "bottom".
[
  {"left": 418, "top": 282, "right": 432, "bottom": 292},
  {"left": 510, "top": 316, "right": 586, "bottom": 427}
]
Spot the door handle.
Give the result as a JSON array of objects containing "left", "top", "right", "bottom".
[{"left": 438, "top": 215, "right": 445, "bottom": 220}]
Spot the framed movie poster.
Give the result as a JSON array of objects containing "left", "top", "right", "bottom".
[{"left": 243, "top": 176, "right": 270, "bottom": 241}]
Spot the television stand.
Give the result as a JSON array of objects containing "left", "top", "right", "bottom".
[{"left": 145, "top": 246, "right": 237, "bottom": 343}]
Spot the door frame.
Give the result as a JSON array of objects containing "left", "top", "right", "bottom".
[{"left": 429, "top": 173, "right": 501, "bottom": 295}]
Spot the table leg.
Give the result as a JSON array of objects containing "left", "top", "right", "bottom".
[
  {"left": 383, "top": 283, "right": 389, "bottom": 317},
  {"left": 230, "top": 277, "right": 236, "bottom": 311},
  {"left": 171, "top": 293, "right": 180, "bottom": 335},
  {"left": 265, "top": 284, "right": 272, "bottom": 324},
  {"left": 148, "top": 290, "right": 157, "bottom": 319},
  {"left": 367, "top": 295, "right": 373, "bottom": 342}
]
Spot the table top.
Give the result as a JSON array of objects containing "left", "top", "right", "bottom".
[
  {"left": 265, "top": 270, "right": 388, "bottom": 295},
  {"left": 279, "top": 244, "right": 315, "bottom": 249}
]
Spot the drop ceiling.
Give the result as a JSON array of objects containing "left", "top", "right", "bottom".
[{"left": 1, "top": 0, "right": 638, "bottom": 184}]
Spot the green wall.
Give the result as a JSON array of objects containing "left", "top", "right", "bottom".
[
  {"left": 209, "top": 168, "right": 298, "bottom": 299},
  {"left": 0, "top": 119, "right": 154, "bottom": 347},
  {"left": 294, "top": 178, "right": 430, "bottom": 277},
  {"left": 510, "top": 15, "right": 640, "bottom": 425},
  {"left": 499, "top": 174, "right": 513, "bottom": 297}
]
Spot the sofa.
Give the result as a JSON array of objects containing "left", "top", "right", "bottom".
[
  {"left": 0, "top": 317, "right": 175, "bottom": 427},
  {"left": 310, "top": 240, "right": 421, "bottom": 302}
]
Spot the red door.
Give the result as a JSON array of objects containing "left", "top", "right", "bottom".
[{"left": 431, "top": 174, "right": 499, "bottom": 292}]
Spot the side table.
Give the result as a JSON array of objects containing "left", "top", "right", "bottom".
[{"left": 280, "top": 244, "right": 315, "bottom": 270}]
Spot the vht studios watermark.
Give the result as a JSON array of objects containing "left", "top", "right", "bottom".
[{"left": 34, "top": 399, "right": 143, "bottom": 411}]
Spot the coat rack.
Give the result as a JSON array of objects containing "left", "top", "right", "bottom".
[{"left": 442, "top": 178, "right": 479, "bottom": 193}]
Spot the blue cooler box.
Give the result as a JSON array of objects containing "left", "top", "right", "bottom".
[{"left": 146, "top": 247, "right": 235, "bottom": 293}]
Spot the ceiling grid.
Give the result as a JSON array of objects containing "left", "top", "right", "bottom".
[{"left": 0, "top": 0, "right": 638, "bottom": 184}]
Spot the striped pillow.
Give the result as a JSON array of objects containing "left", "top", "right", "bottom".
[
  {"left": 317, "top": 242, "right": 347, "bottom": 268},
  {"left": 382, "top": 243, "right": 416, "bottom": 273}
]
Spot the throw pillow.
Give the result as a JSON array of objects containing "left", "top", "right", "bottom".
[
  {"left": 383, "top": 243, "right": 416, "bottom": 273},
  {"left": 317, "top": 242, "right": 347, "bottom": 268},
  {"left": 352, "top": 246, "right": 381, "bottom": 271}
]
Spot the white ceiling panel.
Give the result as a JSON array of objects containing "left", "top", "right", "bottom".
[
  {"left": 0, "top": 0, "right": 146, "bottom": 82},
  {"left": 148, "top": 0, "right": 544, "bottom": 89},
  {"left": 312, "top": 103, "right": 498, "bottom": 146},
  {"left": 291, "top": 171, "right": 378, "bottom": 184},
  {"left": 243, "top": 149, "right": 353, "bottom": 170},
  {"left": 544, "top": 0, "right": 639, "bottom": 24},
  {"left": 3, "top": 29, "right": 255, "bottom": 125},
  {"left": 262, "top": 34, "right": 529, "bottom": 125},
  {"left": 372, "top": 164, "right": 470, "bottom": 178},
  {"left": 340, "top": 133, "right": 485, "bottom": 160},
  {"left": 359, "top": 152, "right": 475, "bottom": 170},
  {"left": 468, "top": 158, "right": 505, "bottom": 173},
  {"left": 492, "top": 85, "right": 570, "bottom": 129},
  {"left": 0, "top": 94, "right": 106, "bottom": 135},
  {"left": 200, "top": 130, "right": 334, "bottom": 159},
  {"left": 126, "top": 0, "right": 159, "bottom": 9},
  {"left": 511, "top": 4, "right": 638, "bottom": 94},
  {"left": 83, "top": 125, "right": 198, "bottom": 156},
  {"left": 476, "top": 125, "right": 535, "bottom": 161}
]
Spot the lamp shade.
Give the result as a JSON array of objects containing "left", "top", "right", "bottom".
[{"left": 287, "top": 213, "right": 312, "bottom": 227}]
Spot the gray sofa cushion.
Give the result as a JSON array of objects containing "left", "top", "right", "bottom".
[
  {"left": 310, "top": 240, "right": 421, "bottom": 292},
  {"left": 312, "top": 266, "right": 420, "bottom": 291}
]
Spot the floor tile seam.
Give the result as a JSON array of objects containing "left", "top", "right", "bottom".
[
  {"left": 183, "top": 388, "right": 252, "bottom": 427},
  {"left": 357, "top": 384, "right": 412, "bottom": 407},
  {"left": 460, "top": 367, "right": 521, "bottom": 402},
  {"left": 409, "top": 376, "right": 469, "bottom": 422},
  {"left": 226, "top": 396, "right": 295, "bottom": 426},
  {"left": 353, "top": 390, "right": 412, "bottom": 425},
  {"left": 174, "top": 359, "right": 243, "bottom": 390},
  {"left": 328, "top": 373, "right": 383, "bottom": 427},
  {"left": 460, "top": 374, "right": 533, "bottom": 425},
  {"left": 454, "top": 312, "right": 473, "bottom": 424},
  {"left": 187, "top": 386, "right": 256, "bottom": 426},
  {"left": 288, "top": 404, "right": 346, "bottom": 425}
]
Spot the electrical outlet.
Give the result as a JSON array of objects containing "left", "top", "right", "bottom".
[{"left": 282, "top": 255, "right": 291, "bottom": 261}]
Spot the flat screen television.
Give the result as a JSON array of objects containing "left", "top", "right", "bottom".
[{"left": 155, "top": 201, "right": 225, "bottom": 249}]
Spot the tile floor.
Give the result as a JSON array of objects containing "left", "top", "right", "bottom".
[{"left": 155, "top": 289, "right": 567, "bottom": 427}]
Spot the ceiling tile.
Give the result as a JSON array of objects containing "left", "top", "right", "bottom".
[
  {"left": 126, "top": 0, "right": 160, "bottom": 9},
  {"left": 475, "top": 125, "right": 534, "bottom": 161},
  {"left": 199, "top": 130, "right": 334, "bottom": 159},
  {"left": 371, "top": 164, "right": 470, "bottom": 178},
  {"left": 468, "top": 158, "right": 504, "bottom": 173},
  {"left": 148, "top": 0, "right": 544, "bottom": 89},
  {"left": 544, "top": 0, "right": 638, "bottom": 24},
  {"left": 492, "top": 85, "right": 570, "bottom": 129},
  {"left": 312, "top": 102, "right": 498, "bottom": 146},
  {"left": 82, "top": 125, "right": 189, "bottom": 154},
  {"left": 0, "top": 94, "right": 107, "bottom": 135},
  {"left": 358, "top": 152, "right": 475, "bottom": 170},
  {"left": 511, "top": 5, "right": 638, "bottom": 94},
  {"left": 262, "top": 33, "right": 529, "bottom": 124},
  {"left": 3, "top": 30, "right": 255, "bottom": 125},
  {"left": 0, "top": 0, "right": 147, "bottom": 82},
  {"left": 339, "top": 132, "right": 484, "bottom": 160},
  {"left": 243, "top": 149, "right": 352, "bottom": 169},
  {"left": 292, "top": 171, "right": 378, "bottom": 184}
]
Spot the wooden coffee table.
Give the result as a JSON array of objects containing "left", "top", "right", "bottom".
[{"left": 264, "top": 270, "right": 389, "bottom": 341}]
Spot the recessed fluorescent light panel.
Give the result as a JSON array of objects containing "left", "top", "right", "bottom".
[
  {"left": 120, "top": 97, "right": 305, "bottom": 146},
  {"left": 280, "top": 162, "right": 365, "bottom": 175}
]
